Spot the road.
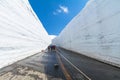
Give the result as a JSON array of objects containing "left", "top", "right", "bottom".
[
  {"left": 0, "top": 51, "right": 66, "bottom": 80},
  {"left": 0, "top": 48, "right": 120, "bottom": 80},
  {"left": 58, "top": 47, "right": 120, "bottom": 80}
]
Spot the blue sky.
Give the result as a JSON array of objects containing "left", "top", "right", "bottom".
[{"left": 29, "top": 0, "right": 88, "bottom": 35}]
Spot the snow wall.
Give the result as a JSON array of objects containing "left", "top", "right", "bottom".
[
  {"left": 53, "top": 0, "right": 120, "bottom": 67},
  {"left": 0, "top": 0, "right": 51, "bottom": 68}
]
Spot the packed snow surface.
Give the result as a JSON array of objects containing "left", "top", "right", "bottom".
[
  {"left": 53, "top": 0, "right": 120, "bottom": 67},
  {"left": 49, "top": 35, "right": 56, "bottom": 40},
  {"left": 0, "top": 0, "right": 51, "bottom": 68}
]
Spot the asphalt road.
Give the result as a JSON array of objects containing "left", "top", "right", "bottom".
[
  {"left": 0, "top": 51, "right": 66, "bottom": 80},
  {"left": 57, "top": 47, "right": 120, "bottom": 80},
  {"left": 0, "top": 48, "right": 120, "bottom": 80}
]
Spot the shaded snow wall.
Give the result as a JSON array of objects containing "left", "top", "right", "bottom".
[
  {"left": 53, "top": 0, "right": 120, "bottom": 67},
  {"left": 0, "top": 0, "right": 51, "bottom": 68}
]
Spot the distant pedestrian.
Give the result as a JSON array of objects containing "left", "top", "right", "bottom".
[{"left": 48, "top": 46, "right": 51, "bottom": 51}]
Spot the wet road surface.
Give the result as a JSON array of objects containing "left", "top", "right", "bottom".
[
  {"left": 0, "top": 48, "right": 120, "bottom": 80},
  {"left": 58, "top": 47, "right": 120, "bottom": 80},
  {"left": 0, "top": 50, "right": 88, "bottom": 80},
  {"left": 0, "top": 51, "right": 66, "bottom": 80}
]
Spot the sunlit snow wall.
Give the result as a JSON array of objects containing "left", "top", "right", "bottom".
[
  {"left": 0, "top": 0, "right": 51, "bottom": 68},
  {"left": 53, "top": 0, "right": 120, "bottom": 67}
]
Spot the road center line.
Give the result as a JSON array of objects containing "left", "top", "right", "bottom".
[
  {"left": 56, "top": 52, "right": 72, "bottom": 80},
  {"left": 57, "top": 49, "right": 91, "bottom": 80}
]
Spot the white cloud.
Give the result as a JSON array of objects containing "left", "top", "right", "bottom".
[
  {"left": 53, "top": 5, "right": 69, "bottom": 15},
  {"left": 59, "top": 5, "right": 69, "bottom": 13}
]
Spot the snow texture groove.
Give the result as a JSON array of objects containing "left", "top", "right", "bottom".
[
  {"left": 0, "top": 0, "right": 51, "bottom": 68},
  {"left": 53, "top": 0, "right": 120, "bottom": 67}
]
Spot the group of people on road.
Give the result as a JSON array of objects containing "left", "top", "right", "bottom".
[{"left": 48, "top": 45, "right": 56, "bottom": 51}]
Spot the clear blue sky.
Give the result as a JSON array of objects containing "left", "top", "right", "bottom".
[{"left": 29, "top": 0, "right": 88, "bottom": 35}]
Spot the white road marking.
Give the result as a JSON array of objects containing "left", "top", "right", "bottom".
[{"left": 57, "top": 49, "right": 91, "bottom": 80}]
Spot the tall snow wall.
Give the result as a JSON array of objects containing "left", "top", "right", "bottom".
[
  {"left": 0, "top": 0, "right": 51, "bottom": 68},
  {"left": 53, "top": 0, "right": 120, "bottom": 67}
]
